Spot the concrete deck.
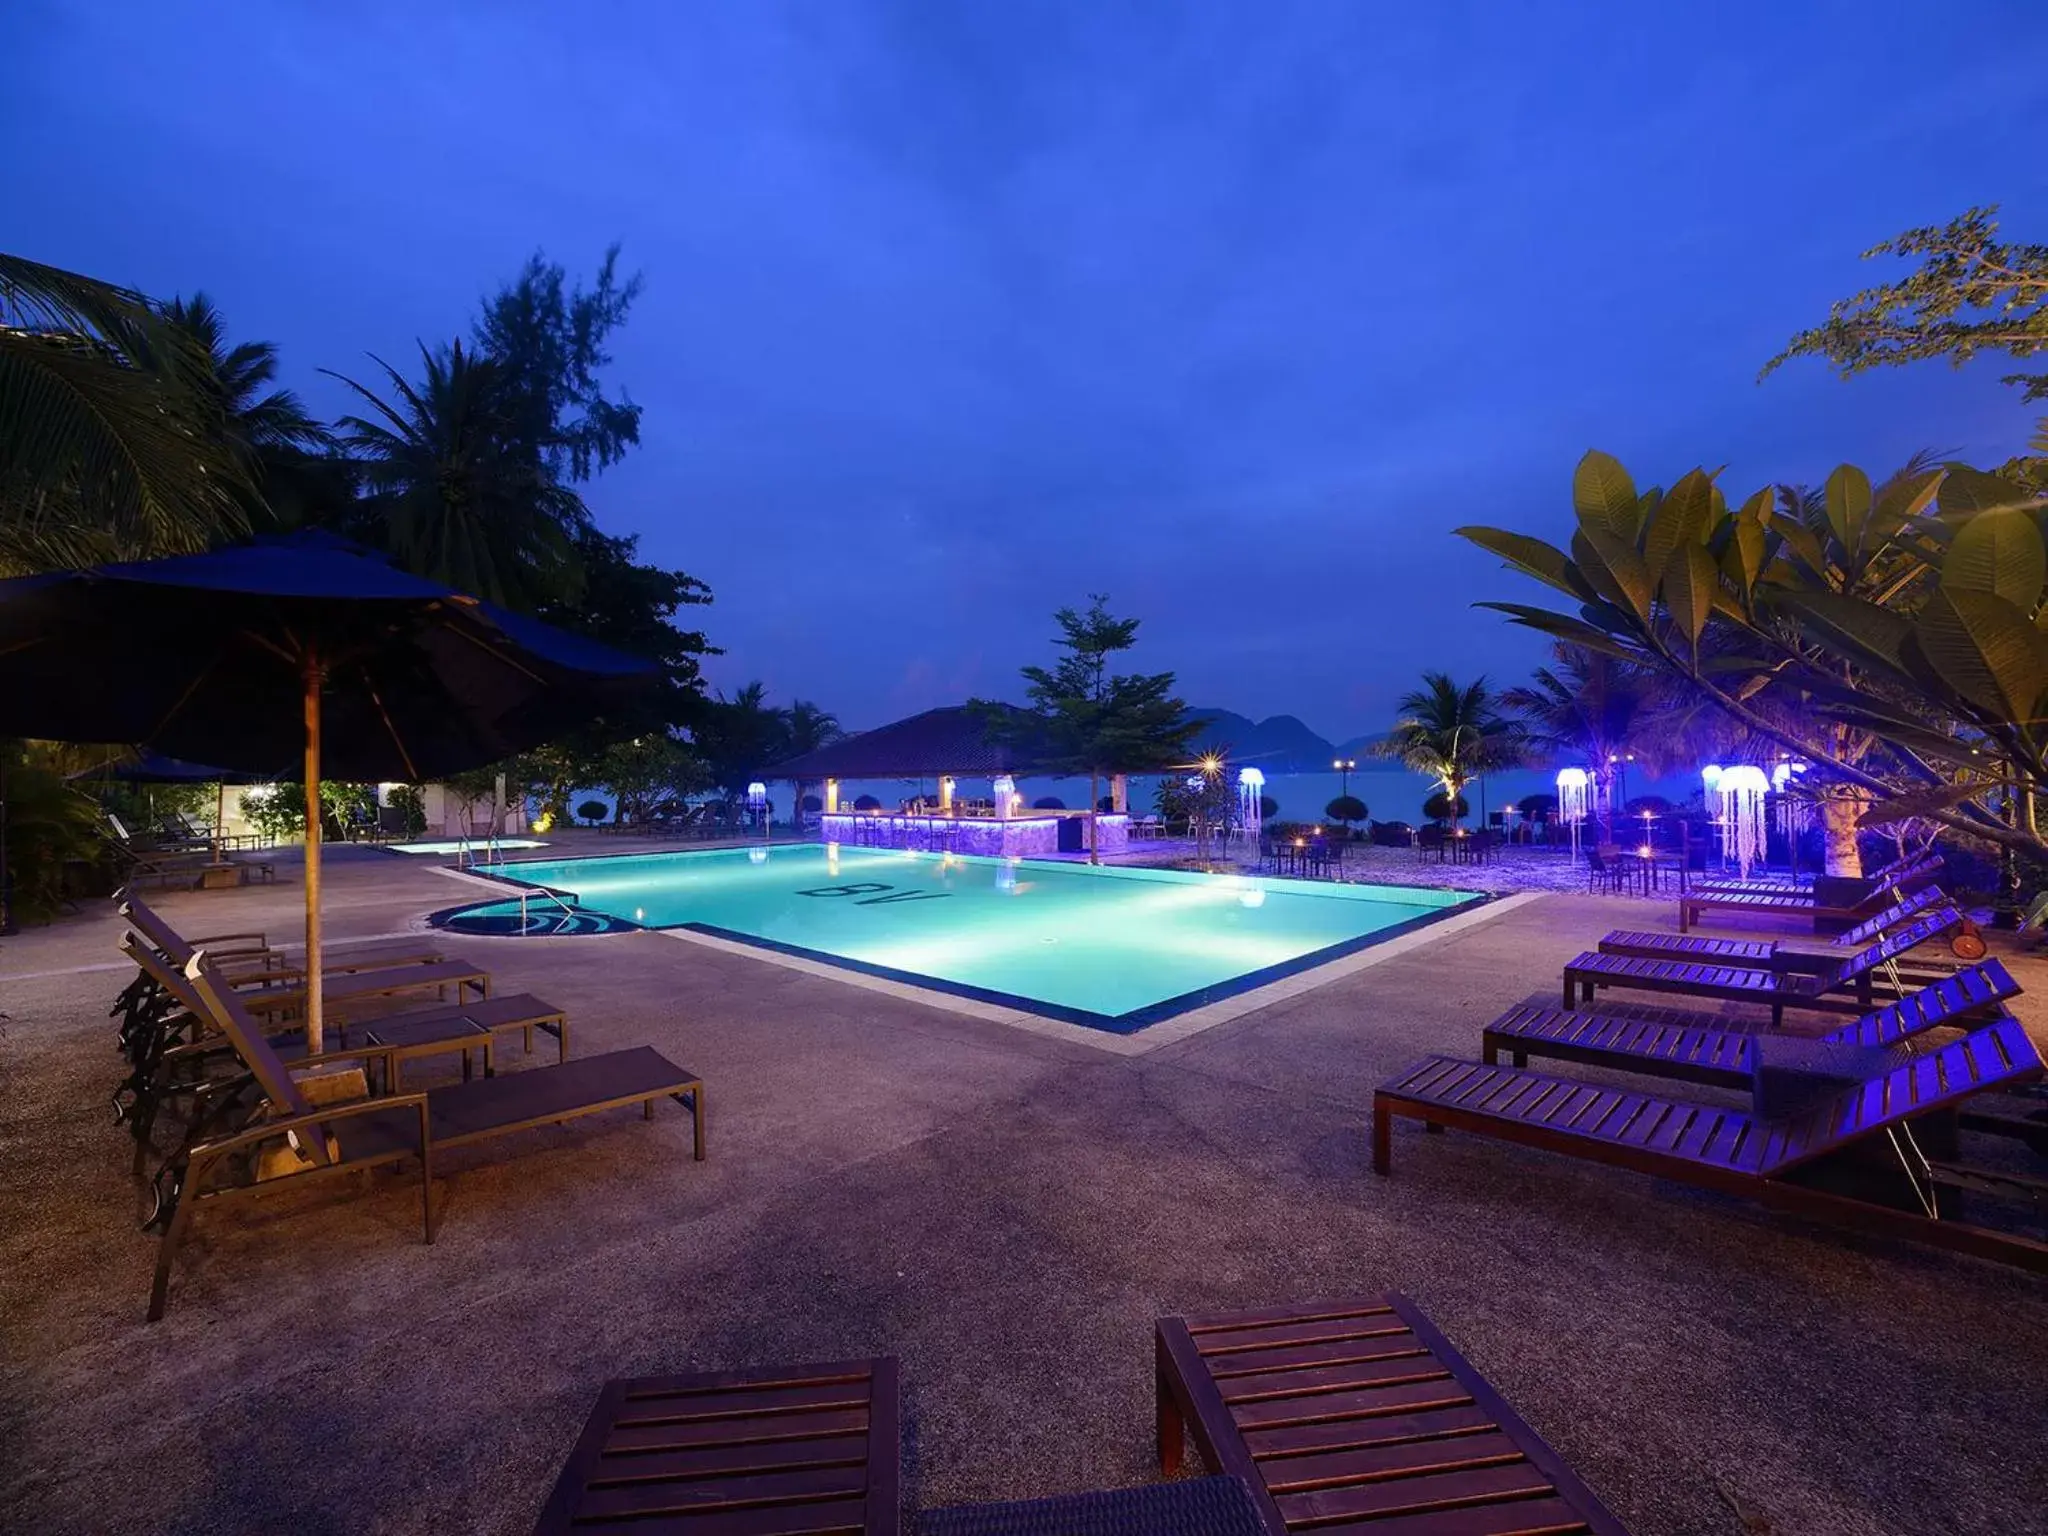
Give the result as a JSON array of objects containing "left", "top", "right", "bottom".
[{"left": 2, "top": 844, "right": 2045, "bottom": 1534}]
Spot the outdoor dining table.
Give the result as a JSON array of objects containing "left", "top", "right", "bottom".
[{"left": 1612, "top": 848, "right": 1687, "bottom": 895}]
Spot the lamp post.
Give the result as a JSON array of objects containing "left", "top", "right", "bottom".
[{"left": 1332, "top": 757, "right": 1355, "bottom": 799}]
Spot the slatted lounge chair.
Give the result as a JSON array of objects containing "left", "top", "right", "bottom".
[
  {"left": 1599, "top": 884, "right": 1952, "bottom": 970},
  {"left": 1154, "top": 1295, "right": 1629, "bottom": 1535},
  {"left": 147, "top": 951, "right": 703, "bottom": 1320},
  {"left": 1373, "top": 1016, "right": 2048, "bottom": 1272},
  {"left": 534, "top": 1358, "right": 898, "bottom": 1534},
  {"left": 120, "top": 894, "right": 448, "bottom": 986},
  {"left": 1563, "top": 906, "right": 1966, "bottom": 1025},
  {"left": 1686, "top": 847, "right": 1930, "bottom": 896},
  {"left": 1486, "top": 961, "right": 2019, "bottom": 1089},
  {"left": 1678, "top": 854, "right": 1943, "bottom": 933}
]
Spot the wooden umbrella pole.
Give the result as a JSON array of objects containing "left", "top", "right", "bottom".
[
  {"left": 213, "top": 779, "right": 225, "bottom": 864},
  {"left": 303, "top": 650, "right": 325, "bottom": 1055}
]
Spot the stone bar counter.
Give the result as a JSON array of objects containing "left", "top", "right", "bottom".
[{"left": 817, "top": 810, "right": 1130, "bottom": 858}]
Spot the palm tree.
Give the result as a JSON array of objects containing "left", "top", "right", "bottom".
[
  {"left": 1378, "top": 673, "right": 1525, "bottom": 832},
  {"left": 1501, "top": 644, "right": 1663, "bottom": 837},
  {"left": 325, "top": 340, "right": 586, "bottom": 609},
  {"left": 1, "top": 253, "right": 250, "bottom": 574},
  {"left": 162, "top": 293, "right": 336, "bottom": 528},
  {"left": 780, "top": 698, "right": 842, "bottom": 832}
]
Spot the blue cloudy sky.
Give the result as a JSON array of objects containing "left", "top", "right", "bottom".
[{"left": 9, "top": 1, "right": 2047, "bottom": 735}]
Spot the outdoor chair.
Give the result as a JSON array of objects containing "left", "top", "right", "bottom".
[
  {"left": 1679, "top": 854, "right": 1944, "bottom": 932},
  {"left": 1154, "top": 1295, "right": 1629, "bottom": 1535},
  {"left": 1585, "top": 847, "right": 1628, "bottom": 895},
  {"left": 147, "top": 951, "right": 704, "bottom": 1320},
  {"left": 1373, "top": 1014, "right": 2048, "bottom": 1272},
  {"left": 1564, "top": 901, "right": 1966, "bottom": 1024},
  {"left": 1485, "top": 960, "right": 2019, "bottom": 1089},
  {"left": 535, "top": 1358, "right": 899, "bottom": 1534},
  {"left": 1562, "top": 904, "right": 1969, "bottom": 1025},
  {"left": 1598, "top": 884, "right": 1956, "bottom": 972},
  {"left": 1689, "top": 846, "right": 1931, "bottom": 896},
  {"left": 119, "top": 895, "right": 473, "bottom": 1014}
]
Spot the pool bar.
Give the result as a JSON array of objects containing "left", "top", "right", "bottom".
[{"left": 818, "top": 809, "right": 1129, "bottom": 858}]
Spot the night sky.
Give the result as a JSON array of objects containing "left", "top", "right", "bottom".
[{"left": 11, "top": 2, "right": 2047, "bottom": 736}]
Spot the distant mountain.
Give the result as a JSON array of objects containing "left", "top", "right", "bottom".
[
  {"left": 1182, "top": 706, "right": 1257, "bottom": 745},
  {"left": 1183, "top": 708, "right": 1337, "bottom": 773}
]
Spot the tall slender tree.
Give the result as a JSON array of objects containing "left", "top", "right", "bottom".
[
  {"left": 326, "top": 340, "right": 585, "bottom": 608},
  {"left": 998, "top": 595, "right": 1199, "bottom": 862}
]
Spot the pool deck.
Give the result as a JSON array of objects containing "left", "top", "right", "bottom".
[{"left": 3, "top": 838, "right": 2046, "bottom": 1534}]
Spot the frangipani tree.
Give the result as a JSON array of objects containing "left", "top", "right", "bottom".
[{"left": 1458, "top": 450, "right": 2048, "bottom": 873}]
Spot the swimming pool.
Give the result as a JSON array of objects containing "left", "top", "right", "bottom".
[{"left": 464, "top": 845, "right": 1483, "bottom": 1032}]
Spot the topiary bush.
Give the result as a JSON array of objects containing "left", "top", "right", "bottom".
[
  {"left": 1326, "top": 794, "right": 1368, "bottom": 828},
  {"left": 1033, "top": 796, "right": 1066, "bottom": 810},
  {"left": 577, "top": 799, "right": 608, "bottom": 825},
  {"left": 1259, "top": 795, "right": 1280, "bottom": 821}
]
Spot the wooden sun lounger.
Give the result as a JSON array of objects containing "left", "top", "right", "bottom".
[
  {"left": 1600, "top": 885, "right": 1951, "bottom": 970},
  {"left": 534, "top": 1358, "right": 899, "bottom": 1534},
  {"left": 120, "top": 894, "right": 449, "bottom": 985},
  {"left": 1679, "top": 855, "right": 1943, "bottom": 933},
  {"left": 1485, "top": 962, "right": 2019, "bottom": 1089},
  {"left": 1373, "top": 1016, "right": 2048, "bottom": 1272},
  {"left": 1563, "top": 906, "right": 1964, "bottom": 1025},
  {"left": 147, "top": 952, "right": 704, "bottom": 1320},
  {"left": 1686, "top": 848, "right": 1929, "bottom": 898},
  {"left": 1154, "top": 1295, "right": 1629, "bottom": 1535},
  {"left": 229, "top": 958, "right": 490, "bottom": 1020}
]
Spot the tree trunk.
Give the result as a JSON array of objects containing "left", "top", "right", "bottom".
[
  {"left": 1088, "top": 770, "right": 1099, "bottom": 865},
  {"left": 1820, "top": 798, "right": 1862, "bottom": 878}
]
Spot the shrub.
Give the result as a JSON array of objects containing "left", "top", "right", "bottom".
[
  {"left": 1259, "top": 795, "right": 1280, "bottom": 821},
  {"left": 386, "top": 784, "right": 427, "bottom": 837},
  {"left": 1033, "top": 796, "right": 1066, "bottom": 809},
  {"left": 1624, "top": 795, "right": 1674, "bottom": 815},
  {"left": 801, "top": 793, "right": 822, "bottom": 813},
  {"left": 853, "top": 794, "right": 883, "bottom": 811},
  {"left": 1326, "top": 794, "right": 1368, "bottom": 826},
  {"left": 577, "top": 799, "right": 608, "bottom": 825},
  {"left": 1518, "top": 792, "right": 1557, "bottom": 818}
]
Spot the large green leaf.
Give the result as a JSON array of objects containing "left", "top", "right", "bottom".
[
  {"left": 1770, "top": 588, "right": 1913, "bottom": 675},
  {"left": 1661, "top": 542, "right": 1719, "bottom": 657},
  {"left": 1472, "top": 602, "right": 1644, "bottom": 663},
  {"left": 1570, "top": 524, "right": 1652, "bottom": 626},
  {"left": 1572, "top": 450, "right": 1641, "bottom": 544},
  {"left": 1938, "top": 465, "right": 2038, "bottom": 518},
  {"left": 1910, "top": 588, "right": 2048, "bottom": 725},
  {"left": 1767, "top": 509, "right": 1830, "bottom": 585},
  {"left": 1943, "top": 506, "right": 2046, "bottom": 611},
  {"left": 1720, "top": 488, "right": 1770, "bottom": 601},
  {"left": 1823, "top": 464, "right": 1873, "bottom": 561},
  {"left": 1642, "top": 467, "right": 1713, "bottom": 577},
  {"left": 1454, "top": 526, "right": 1588, "bottom": 602},
  {"left": 1868, "top": 467, "right": 1944, "bottom": 549}
]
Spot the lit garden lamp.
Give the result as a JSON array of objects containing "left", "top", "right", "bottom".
[
  {"left": 1717, "top": 766, "right": 1770, "bottom": 879},
  {"left": 747, "top": 780, "right": 769, "bottom": 841},
  {"left": 1556, "top": 766, "right": 1590, "bottom": 857},
  {"left": 1239, "top": 766, "right": 1266, "bottom": 853},
  {"left": 1701, "top": 764, "right": 1725, "bottom": 864}
]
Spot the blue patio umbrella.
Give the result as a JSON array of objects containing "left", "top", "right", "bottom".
[{"left": 0, "top": 531, "right": 655, "bottom": 1048}]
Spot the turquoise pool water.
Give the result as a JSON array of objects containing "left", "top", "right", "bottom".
[{"left": 472, "top": 845, "right": 1481, "bottom": 1031}]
